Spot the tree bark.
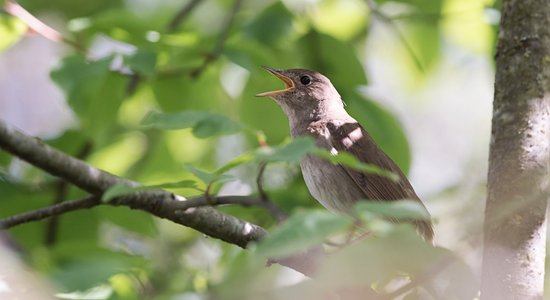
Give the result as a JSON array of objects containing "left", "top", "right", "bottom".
[{"left": 481, "top": 0, "right": 550, "bottom": 299}]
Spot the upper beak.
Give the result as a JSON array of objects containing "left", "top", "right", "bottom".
[{"left": 256, "top": 66, "right": 295, "bottom": 97}]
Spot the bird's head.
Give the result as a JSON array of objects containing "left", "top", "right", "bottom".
[{"left": 256, "top": 66, "right": 345, "bottom": 125}]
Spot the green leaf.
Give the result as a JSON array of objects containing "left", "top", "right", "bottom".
[
  {"left": 102, "top": 180, "right": 198, "bottom": 202},
  {"left": 354, "top": 199, "right": 430, "bottom": 221},
  {"left": 375, "top": 0, "right": 443, "bottom": 15},
  {"left": 50, "top": 55, "right": 126, "bottom": 143},
  {"left": 349, "top": 95, "right": 412, "bottom": 172},
  {"left": 255, "top": 137, "right": 317, "bottom": 163},
  {"left": 125, "top": 49, "right": 157, "bottom": 77},
  {"left": 214, "top": 152, "right": 255, "bottom": 175},
  {"left": 298, "top": 31, "right": 367, "bottom": 90},
  {"left": 140, "top": 111, "right": 242, "bottom": 138},
  {"left": 56, "top": 284, "right": 113, "bottom": 300},
  {"left": 0, "top": 15, "right": 26, "bottom": 52},
  {"left": 243, "top": 2, "right": 295, "bottom": 46},
  {"left": 89, "top": 8, "right": 164, "bottom": 45},
  {"left": 313, "top": 149, "right": 399, "bottom": 181},
  {"left": 101, "top": 184, "right": 143, "bottom": 202},
  {"left": 404, "top": 20, "right": 441, "bottom": 71},
  {"left": 184, "top": 164, "right": 233, "bottom": 185},
  {"left": 256, "top": 210, "right": 353, "bottom": 258},
  {"left": 152, "top": 68, "right": 225, "bottom": 112}
]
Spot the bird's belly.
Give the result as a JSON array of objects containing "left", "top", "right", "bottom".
[{"left": 300, "top": 155, "right": 364, "bottom": 213}]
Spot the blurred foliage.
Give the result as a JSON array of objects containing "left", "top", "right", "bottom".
[
  {"left": 0, "top": 14, "right": 26, "bottom": 51},
  {"left": 0, "top": 0, "right": 498, "bottom": 299}
]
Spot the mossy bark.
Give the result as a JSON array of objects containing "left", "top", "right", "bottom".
[{"left": 481, "top": 0, "right": 550, "bottom": 299}]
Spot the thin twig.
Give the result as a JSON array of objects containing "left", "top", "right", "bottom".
[
  {"left": 44, "top": 141, "right": 93, "bottom": 246},
  {"left": 4, "top": 0, "right": 86, "bottom": 54},
  {"left": 0, "top": 196, "right": 100, "bottom": 229},
  {"left": 166, "top": 0, "right": 204, "bottom": 32},
  {"left": 365, "top": 0, "right": 425, "bottom": 71},
  {"left": 125, "top": 73, "right": 142, "bottom": 96},
  {"left": 380, "top": 255, "right": 455, "bottom": 300},
  {"left": 190, "top": 0, "right": 244, "bottom": 78},
  {"left": 44, "top": 180, "right": 68, "bottom": 245},
  {"left": 126, "top": 0, "right": 205, "bottom": 93},
  {"left": 0, "top": 195, "right": 260, "bottom": 229},
  {"left": 255, "top": 162, "right": 287, "bottom": 222},
  {"left": 256, "top": 162, "right": 269, "bottom": 200}
]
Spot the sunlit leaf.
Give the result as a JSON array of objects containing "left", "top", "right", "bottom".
[
  {"left": 0, "top": 15, "right": 26, "bottom": 52},
  {"left": 375, "top": 0, "right": 443, "bottom": 14},
  {"left": 56, "top": 284, "right": 113, "bottom": 300},
  {"left": 313, "top": 149, "right": 399, "bottom": 181},
  {"left": 256, "top": 210, "right": 353, "bottom": 258},
  {"left": 403, "top": 20, "right": 441, "bottom": 70},
  {"left": 255, "top": 137, "right": 316, "bottom": 163},
  {"left": 355, "top": 199, "right": 430, "bottom": 220},
  {"left": 214, "top": 152, "right": 255, "bottom": 175},
  {"left": 310, "top": 0, "right": 367, "bottom": 40},
  {"left": 184, "top": 163, "right": 234, "bottom": 185},
  {"left": 140, "top": 111, "right": 242, "bottom": 138}
]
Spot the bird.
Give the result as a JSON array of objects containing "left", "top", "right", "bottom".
[{"left": 256, "top": 66, "right": 434, "bottom": 242}]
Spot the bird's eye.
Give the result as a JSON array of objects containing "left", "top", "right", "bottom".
[{"left": 300, "top": 75, "right": 312, "bottom": 85}]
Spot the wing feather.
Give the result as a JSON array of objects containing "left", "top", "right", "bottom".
[{"left": 326, "top": 121, "right": 434, "bottom": 241}]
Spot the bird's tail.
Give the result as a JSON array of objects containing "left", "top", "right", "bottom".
[{"left": 415, "top": 220, "right": 435, "bottom": 244}]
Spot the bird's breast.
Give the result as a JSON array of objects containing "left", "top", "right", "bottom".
[{"left": 300, "top": 154, "right": 364, "bottom": 213}]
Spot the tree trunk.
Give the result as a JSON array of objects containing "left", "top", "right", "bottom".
[{"left": 481, "top": 0, "right": 550, "bottom": 299}]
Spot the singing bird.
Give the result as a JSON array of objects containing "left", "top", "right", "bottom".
[{"left": 256, "top": 66, "right": 433, "bottom": 241}]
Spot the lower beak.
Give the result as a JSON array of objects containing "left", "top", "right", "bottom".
[{"left": 256, "top": 66, "right": 295, "bottom": 97}]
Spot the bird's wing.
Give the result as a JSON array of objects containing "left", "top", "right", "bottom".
[
  {"left": 326, "top": 121, "right": 434, "bottom": 240},
  {"left": 326, "top": 121, "right": 417, "bottom": 201}
]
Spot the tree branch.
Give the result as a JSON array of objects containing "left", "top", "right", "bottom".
[
  {"left": 0, "top": 120, "right": 266, "bottom": 248},
  {"left": 190, "top": 0, "right": 243, "bottom": 78},
  {"left": 44, "top": 140, "right": 93, "bottom": 246},
  {"left": 365, "top": 0, "right": 424, "bottom": 71},
  {"left": 0, "top": 195, "right": 100, "bottom": 229},
  {"left": 4, "top": 0, "right": 86, "bottom": 54},
  {"left": 166, "top": 0, "right": 204, "bottom": 32},
  {"left": 255, "top": 162, "right": 287, "bottom": 222}
]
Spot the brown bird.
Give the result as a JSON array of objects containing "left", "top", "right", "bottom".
[{"left": 256, "top": 66, "right": 433, "bottom": 241}]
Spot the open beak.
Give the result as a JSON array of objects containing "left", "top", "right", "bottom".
[{"left": 256, "top": 66, "right": 295, "bottom": 97}]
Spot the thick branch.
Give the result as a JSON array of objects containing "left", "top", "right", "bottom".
[{"left": 0, "top": 120, "right": 266, "bottom": 248}]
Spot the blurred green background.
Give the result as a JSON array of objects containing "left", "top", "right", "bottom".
[{"left": 0, "top": 0, "right": 503, "bottom": 299}]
